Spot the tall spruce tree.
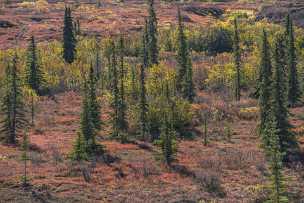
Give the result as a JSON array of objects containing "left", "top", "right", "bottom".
[
  {"left": 80, "top": 81, "right": 96, "bottom": 155},
  {"left": 110, "top": 41, "right": 120, "bottom": 138},
  {"left": 63, "top": 7, "right": 76, "bottom": 64},
  {"left": 88, "top": 63, "right": 101, "bottom": 131},
  {"left": 286, "top": 15, "right": 301, "bottom": 107},
  {"left": 25, "top": 36, "right": 44, "bottom": 126},
  {"left": 176, "top": 7, "right": 195, "bottom": 102},
  {"left": 25, "top": 36, "right": 44, "bottom": 94},
  {"left": 272, "top": 34, "right": 298, "bottom": 159},
  {"left": 117, "top": 36, "right": 128, "bottom": 142},
  {"left": 264, "top": 119, "right": 288, "bottom": 203},
  {"left": 139, "top": 27, "right": 149, "bottom": 141},
  {"left": 160, "top": 114, "right": 175, "bottom": 165},
  {"left": 160, "top": 82, "right": 176, "bottom": 165},
  {"left": 147, "top": 0, "right": 158, "bottom": 66},
  {"left": 233, "top": 17, "right": 241, "bottom": 101},
  {"left": 259, "top": 30, "right": 273, "bottom": 143},
  {"left": 0, "top": 56, "right": 27, "bottom": 144}
]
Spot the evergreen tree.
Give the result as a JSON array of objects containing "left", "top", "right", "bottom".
[
  {"left": 117, "top": 36, "right": 128, "bottom": 142},
  {"left": 143, "top": 19, "right": 149, "bottom": 69},
  {"left": 80, "top": 81, "right": 96, "bottom": 155},
  {"left": 21, "top": 130, "right": 30, "bottom": 187},
  {"left": 0, "top": 55, "right": 27, "bottom": 144},
  {"left": 147, "top": 0, "right": 158, "bottom": 66},
  {"left": 286, "top": 15, "right": 301, "bottom": 107},
  {"left": 259, "top": 30, "right": 273, "bottom": 143},
  {"left": 139, "top": 28, "right": 149, "bottom": 141},
  {"left": 264, "top": 120, "right": 288, "bottom": 203},
  {"left": 70, "top": 132, "right": 88, "bottom": 161},
  {"left": 160, "top": 114, "right": 175, "bottom": 165},
  {"left": 159, "top": 82, "right": 176, "bottom": 165},
  {"left": 285, "top": 14, "right": 291, "bottom": 37},
  {"left": 233, "top": 17, "right": 241, "bottom": 101},
  {"left": 88, "top": 63, "right": 101, "bottom": 131},
  {"left": 272, "top": 34, "right": 298, "bottom": 159},
  {"left": 176, "top": 7, "right": 195, "bottom": 102},
  {"left": 25, "top": 36, "right": 44, "bottom": 95},
  {"left": 110, "top": 41, "right": 120, "bottom": 138},
  {"left": 25, "top": 36, "right": 44, "bottom": 126},
  {"left": 63, "top": 7, "right": 76, "bottom": 64},
  {"left": 184, "top": 57, "right": 195, "bottom": 102}
]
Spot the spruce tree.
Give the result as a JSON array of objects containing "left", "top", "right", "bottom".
[
  {"left": 272, "top": 34, "right": 298, "bottom": 159},
  {"left": 147, "top": 0, "right": 158, "bottom": 66},
  {"left": 176, "top": 7, "right": 195, "bottom": 102},
  {"left": 160, "top": 114, "right": 175, "bottom": 165},
  {"left": 286, "top": 15, "right": 301, "bottom": 107},
  {"left": 94, "top": 38, "right": 102, "bottom": 81},
  {"left": 110, "top": 41, "right": 120, "bottom": 138},
  {"left": 25, "top": 36, "right": 44, "bottom": 126},
  {"left": 63, "top": 7, "right": 76, "bottom": 64},
  {"left": 117, "top": 36, "right": 128, "bottom": 142},
  {"left": 139, "top": 28, "right": 149, "bottom": 141},
  {"left": 143, "top": 19, "right": 149, "bottom": 69},
  {"left": 80, "top": 81, "right": 96, "bottom": 155},
  {"left": 0, "top": 56, "right": 27, "bottom": 144},
  {"left": 70, "top": 132, "right": 88, "bottom": 161},
  {"left": 259, "top": 30, "right": 273, "bottom": 144},
  {"left": 88, "top": 63, "right": 101, "bottom": 131},
  {"left": 233, "top": 17, "right": 241, "bottom": 101},
  {"left": 159, "top": 82, "right": 176, "bottom": 165},
  {"left": 264, "top": 119, "right": 288, "bottom": 203},
  {"left": 25, "top": 36, "right": 44, "bottom": 95},
  {"left": 184, "top": 57, "right": 195, "bottom": 102}
]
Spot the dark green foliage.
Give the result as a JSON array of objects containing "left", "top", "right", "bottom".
[
  {"left": 193, "top": 26, "right": 233, "bottom": 55},
  {"left": 259, "top": 30, "right": 273, "bottom": 143},
  {"left": 71, "top": 72, "right": 103, "bottom": 159},
  {"left": 25, "top": 36, "right": 44, "bottom": 95},
  {"left": 147, "top": 0, "right": 158, "bottom": 66},
  {"left": 117, "top": 36, "right": 128, "bottom": 142},
  {"left": 94, "top": 38, "right": 102, "bottom": 80},
  {"left": 63, "top": 7, "right": 76, "bottom": 64},
  {"left": 21, "top": 130, "right": 30, "bottom": 187},
  {"left": 176, "top": 7, "right": 195, "bottom": 102},
  {"left": 233, "top": 18, "right": 241, "bottom": 101},
  {"left": 184, "top": 58, "right": 195, "bottom": 102},
  {"left": 272, "top": 34, "right": 298, "bottom": 159},
  {"left": 264, "top": 120, "right": 288, "bottom": 203},
  {"left": 159, "top": 114, "right": 176, "bottom": 165},
  {"left": 139, "top": 30, "right": 149, "bottom": 140},
  {"left": 70, "top": 132, "right": 88, "bottom": 161},
  {"left": 143, "top": 19, "right": 149, "bottom": 69},
  {"left": 0, "top": 56, "right": 27, "bottom": 144},
  {"left": 160, "top": 82, "right": 177, "bottom": 165},
  {"left": 286, "top": 15, "right": 301, "bottom": 107},
  {"left": 25, "top": 36, "right": 44, "bottom": 126},
  {"left": 110, "top": 41, "right": 120, "bottom": 139},
  {"left": 88, "top": 64, "right": 101, "bottom": 131},
  {"left": 80, "top": 82, "right": 97, "bottom": 155}
]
